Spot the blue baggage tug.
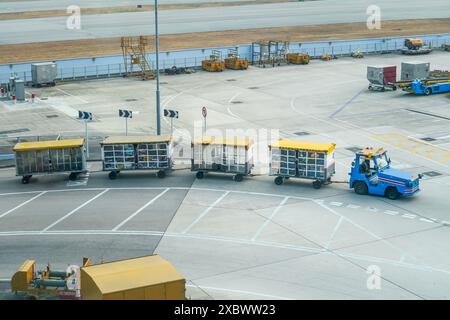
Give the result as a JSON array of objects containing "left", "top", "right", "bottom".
[{"left": 349, "top": 147, "right": 421, "bottom": 200}]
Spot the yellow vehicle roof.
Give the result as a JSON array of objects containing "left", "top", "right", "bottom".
[
  {"left": 81, "top": 255, "right": 184, "bottom": 295},
  {"left": 13, "top": 138, "right": 84, "bottom": 151},
  {"left": 270, "top": 140, "right": 336, "bottom": 154},
  {"left": 193, "top": 136, "right": 253, "bottom": 148},
  {"left": 101, "top": 135, "right": 172, "bottom": 145}
]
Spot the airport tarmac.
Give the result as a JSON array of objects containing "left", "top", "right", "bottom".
[{"left": 0, "top": 52, "right": 449, "bottom": 299}]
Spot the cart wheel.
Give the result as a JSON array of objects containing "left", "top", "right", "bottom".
[
  {"left": 392, "top": 85, "right": 397, "bottom": 91},
  {"left": 69, "top": 172, "right": 78, "bottom": 181},
  {"left": 108, "top": 171, "right": 117, "bottom": 180},
  {"left": 234, "top": 174, "right": 244, "bottom": 182},
  {"left": 368, "top": 85, "right": 372, "bottom": 90},
  {"left": 21, "top": 176, "right": 30, "bottom": 184},
  {"left": 157, "top": 170, "right": 166, "bottom": 179},
  {"left": 312, "top": 180, "right": 322, "bottom": 189},
  {"left": 381, "top": 87, "right": 385, "bottom": 92},
  {"left": 274, "top": 176, "right": 283, "bottom": 185},
  {"left": 196, "top": 171, "right": 204, "bottom": 179}
]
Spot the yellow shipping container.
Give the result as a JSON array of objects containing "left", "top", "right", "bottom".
[{"left": 80, "top": 255, "right": 185, "bottom": 300}]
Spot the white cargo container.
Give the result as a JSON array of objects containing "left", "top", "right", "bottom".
[
  {"left": 401, "top": 62, "right": 430, "bottom": 81},
  {"left": 31, "top": 62, "right": 57, "bottom": 87}
]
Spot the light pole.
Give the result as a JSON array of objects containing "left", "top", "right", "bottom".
[{"left": 155, "top": 0, "right": 161, "bottom": 135}]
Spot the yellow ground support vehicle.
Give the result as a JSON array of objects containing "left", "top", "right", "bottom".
[
  {"left": 202, "top": 50, "right": 225, "bottom": 72},
  {"left": 191, "top": 136, "right": 253, "bottom": 181},
  {"left": 81, "top": 255, "right": 185, "bottom": 300},
  {"left": 402, "top": 38, "right": 432, "bottom": 55},
  {"left": 225, "top": 57, "right": 249, "bottom": 70},
  {"left": 13, "top": 138, "right": 86, "bottom": 184},
  {"left": 100, "top": 135, "right": 173, "bottom": 179},
  {"left": 321, "top": 53, "right": 334, "bottom": 61},
  {"left": 269, "top": 140, "right": 336, "bottom": 189},
  {"left": 11, "top": 258, "right": 86, "bottom": 300},
  {"left": 442, "top": 44, "right": 450, "bottom": 51},
  {"left": 351, "top": 50, "right": 364, "bottom": 58},
  {"left": 287, "top": 53, "right": 310, "bottom": 65}
]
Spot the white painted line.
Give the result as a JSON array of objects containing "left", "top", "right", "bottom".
[
  {"left": 315, "top": 200, "right": 414, "bottom": 258},
  {"left": 0, "top": 191, "right": 46, "bottom": 219},
  {"left": 330, "top": 202, "right": 343, "bottom": 207},
  {"left": 55, "top": 87, "right": 89, "bottom": 103},
  {"left": 2, "top": 229, "right": 447, "bottom": 275},
  {"left": 251, "top": 196, "right": 289, "bottom": 241},
  {"left": 182, "top": 191, "right": 230, "bottom": 234},
  {"left": 346, "top": 204, "right": 360, "bottom": 209},
  {"left": 0, "top": 187, "right": 312, "bottom": 202},
  {"left": 419, "top": 218, "right": 434, "bottom": 223},
  {"left": 227, "top": 106, "right": 242, "bottom": 120},
  {"left": 41, "top": 189, "right": 110, "bottom": 232},
  {"left": 325, "top": 216, "right": 344, "bottom": 250},
  {"left": 228, "top": 92, "right": 242, "bottom": 104},
  {"left": 384, "top": 210, "right": 399, "bottom": 216},
  {"left": 112, "top": 188, "right": 170, "bottom": 231},
  {"left": 0, "top": 230, "right": 164, "bottom": 237},
  {"left": 442, "top": 221, "right": 450, "bottom": 226},
  {"left": 66, "top": 172, "right": 90, "bottom": 187},
  {"left": 186, "top": 284, "right": 292, "bottom": 300},
  {"left": 401, "top": 214, "right": 417, "bottom": 219}
]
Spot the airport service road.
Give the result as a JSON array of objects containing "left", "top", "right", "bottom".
[
  {"left": 0, "top": 0, "right": 449, "bottom": 44},
  {"left": 0, "top": 0, "right": 259, "bottom": 14},
  {"left": 0, "top": 168, "right": 449, "bottom": 300}
]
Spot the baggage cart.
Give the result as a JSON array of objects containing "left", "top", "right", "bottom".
[
  {"left": 269, "top": 140, "right": 336, "bottom": 189},
  {"left": 13, "top": 138, "right": 86, "bottom": 184},
  {"left": 191, "top": 136, "right": 253, "bottom": 181},
  {"left": 101, "top": 135, "right": 172, "bottom": 179}
]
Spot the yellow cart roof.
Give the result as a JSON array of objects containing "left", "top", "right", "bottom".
[
  {"left": 193, "top": 136, "right": 253, "bottom": 148},
  {"left": 270, "top": 140, "right": 336, "bottom": 154},
  {"left": 13, "top": 138, "right": 84, "bottom": 151},
  {"left": 101, "top": 135, "right": 172, "bottom": 145},
  {"left": 81, "top": 255, "right": 184, "bottom": 295}
]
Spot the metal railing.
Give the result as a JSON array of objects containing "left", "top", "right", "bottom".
[{"left": 1, "top": 34, "right": 449, "bottom": 83}]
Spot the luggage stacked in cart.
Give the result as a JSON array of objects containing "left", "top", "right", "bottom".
[
  {"left": 191, "top": 136, "right": 253, "bottom": 181},
  {"left": 269, "top": 140, "right": 336, "bottom": 189},
  {"left": 101, "top": 135, "right": 173, "bottom": 179},
  {"left": 13, "top": 138, "right": 86, "bottom": 184}
]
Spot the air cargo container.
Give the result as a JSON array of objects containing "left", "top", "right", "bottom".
[
  {"left": 401, "top": 61, "right": 430, "bottom": 81},
  {"left": 367, "top": 65, "right": 397, "bottom": 91}
]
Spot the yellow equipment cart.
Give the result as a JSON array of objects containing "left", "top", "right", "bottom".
[
  {"left": 101, "top": 135, "right": 173, "bottom": 179},
  {"left": 191, "top": 136, "right": 253, "bottom": 181},
  {"left": 13, "top": 138, "right": 86, "bottom": 184},
  {"left": 287, "top": 53, "right": 310, "bottom": 65},
  {"left": 269, "top": 140, "right": 336, "bottom": 189}
]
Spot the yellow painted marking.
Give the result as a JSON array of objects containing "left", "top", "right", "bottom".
[{"left": 373, "top": 133, "right": 450, "bottom": 164}]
